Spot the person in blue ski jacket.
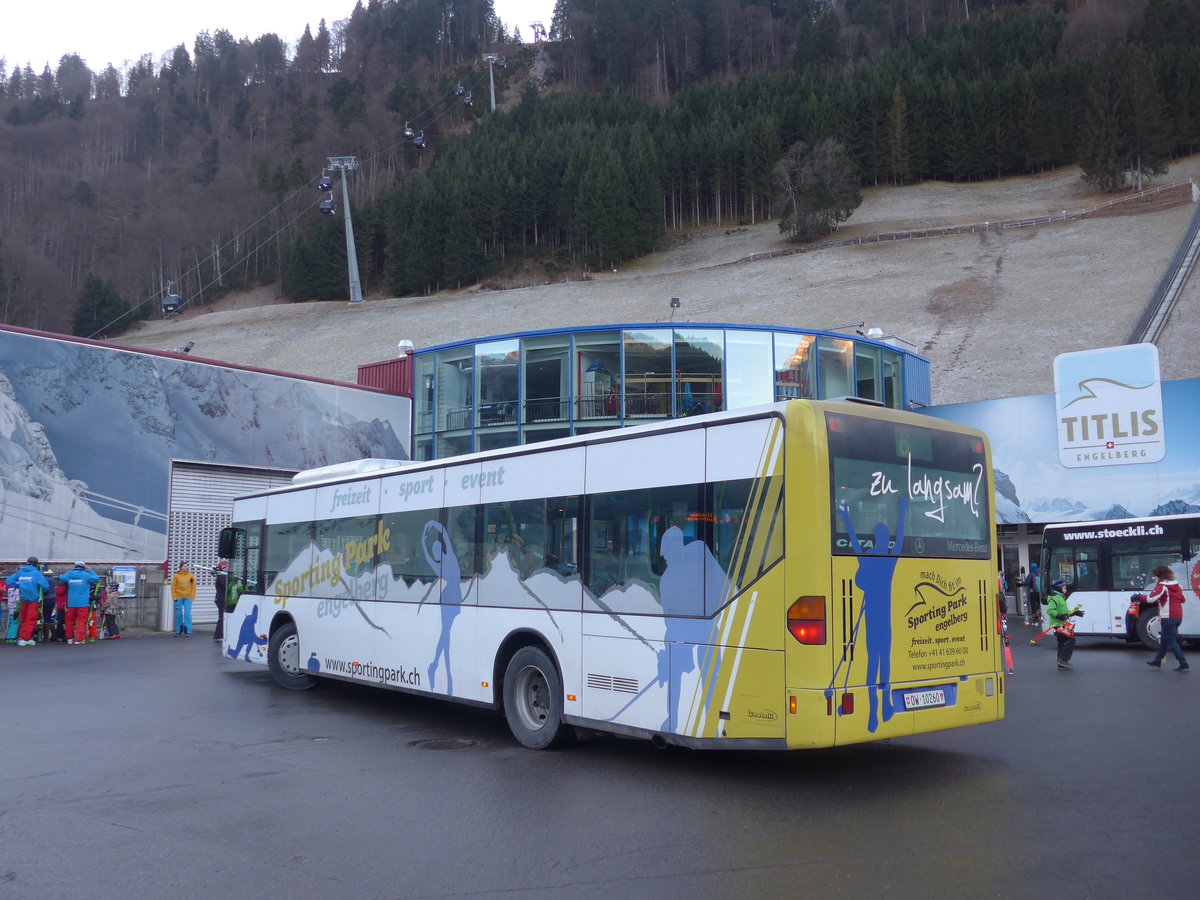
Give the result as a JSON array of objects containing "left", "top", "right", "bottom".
[
  {"left": 6, "top": 557, "right": 50, "bottom": 646},
  {"left": 59, "top": 562, "right": 100, "bottom": 645}
]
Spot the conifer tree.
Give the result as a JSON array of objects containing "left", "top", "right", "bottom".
[{"left": 73, "top": 274, "right": 127, "bottom": 338}]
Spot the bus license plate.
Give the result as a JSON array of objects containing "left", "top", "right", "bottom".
[{"left": 903, "top": 689, "right": 947, "bottom": 711}]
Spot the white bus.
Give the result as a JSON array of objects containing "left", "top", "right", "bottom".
[
  {"left": 218, "top": 400, "right": 1004, "bottom": 749},
  {"left": 1040, "top": 514, "right": 1200, "bottom": 648}
]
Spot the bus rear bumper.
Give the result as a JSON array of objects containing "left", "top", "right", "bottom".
[{"left": 786, "top": 674, "right": 1005, "bottom": 749}]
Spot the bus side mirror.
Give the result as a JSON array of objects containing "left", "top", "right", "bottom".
[{"left": 218, "top": 526, "right": 241, "bottom": 560}]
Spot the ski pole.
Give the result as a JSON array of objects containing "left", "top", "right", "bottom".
[{"left": 1028, "top": 624, "right": 1057, "bottom": 645}]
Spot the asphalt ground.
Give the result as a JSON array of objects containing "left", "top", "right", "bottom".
[{"left": 0, "top": 619, "right": 1196, "bottom": 899}]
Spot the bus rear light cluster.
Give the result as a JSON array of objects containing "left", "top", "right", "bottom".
[
  {"left": 787, "top": 596, "right": 826, "bottom": 645},
  {"left": 827, "top": 691, "right": 854, "bottom": 715}
]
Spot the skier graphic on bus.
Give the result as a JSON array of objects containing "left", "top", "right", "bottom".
[
  {"left": 656, "top": 525, "right": 729, "bottom": 733},
  {"left": 422, "top": 520, "right": 463, "bottom": 694},
  {"left": 835, "top": 498, "right": 907, "bottom": 733},
  {"left": 227, "top": 604, "right": 269, "bottom": 661}
]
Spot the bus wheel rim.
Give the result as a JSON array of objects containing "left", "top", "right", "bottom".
[
  {"left": 278, "top": 633, "right": 302, "bottom": 676},
  {"left": 516, "top": 665, "right": 550, "bottom": 730}
]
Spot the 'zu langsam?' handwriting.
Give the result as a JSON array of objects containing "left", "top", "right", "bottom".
[{"left": 868, "top": 457, "right": 984, "bottom": 523}]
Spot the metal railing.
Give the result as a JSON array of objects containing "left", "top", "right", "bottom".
[
  {"left": 439, "top": 392, "right": 726, "bottom": 430},
  {"left": 1125, "top": 198, "right": 1200, "bottom": 344}
]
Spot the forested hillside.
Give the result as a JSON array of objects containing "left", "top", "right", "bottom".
[{"left": 0, "top": 0, "right": 1198, "bottom": 337}]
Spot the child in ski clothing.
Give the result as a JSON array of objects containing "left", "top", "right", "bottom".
[
  {"left": 1147, "top": 565, "right": 1189, "bottom": 672},
  {"left": 59, "top": 562, "right": 100, "bottom": 645},
  {"left": 171, "top": 562, "right": 196, "bottom": 636},
  {"left": 1047, "top": 578, "right": 1083, "bottom": 670},
  {"left": 87, "top": 579, "right": 106, "bottom": 641},
  {"left": 3, "top": 582, "right": 20, "bottom": 641},
  {"left": 53, "top": 579, "right": 68, "bottom": 641},
  {"left": 39, "top": 569, "right": 57, "bottom": 642},
  {"left": 6, "top": 557, "right": 50, "bottom": 646},
  {"left": 101, "top": 581, "right": 122, "bottom": 639},
  {"left": 0, "top": 577, "right": 10, "bottom": 635}
]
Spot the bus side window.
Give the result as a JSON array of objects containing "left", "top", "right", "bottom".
[
  {"left": 587, "top": 484, "right": 706, "bottom": 614},
  {"left": 264, "top": 521, "right": 313, "bottom": 589},
  {"left": 482, "top": 498, "right": 549, "bottom": 581},
  {"left": 379, "top": 508, "right": 440, "bottom": 590},
  {"left": 545, "top": 497, "right": 580, "bottom": 576},
  {"left": 1073, "top": 560, "right": 1097, "bottom": 591},
  {"left": 445, "top": 505, "right": 480, "bottom": 579}
]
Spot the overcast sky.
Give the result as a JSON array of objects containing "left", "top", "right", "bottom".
[{"left": 3, "top": 0, "right": 554, "bottom": 73}]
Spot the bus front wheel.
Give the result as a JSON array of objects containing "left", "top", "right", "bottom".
[
  {"left": 268, "top": 621, "right": 316, "bottom": 691},
  {"left": 503, "top": 646, "right": 571, "bottom": 749},
  {"left": 1136, "top": 611, "right": 1161, "bottom": 651}
]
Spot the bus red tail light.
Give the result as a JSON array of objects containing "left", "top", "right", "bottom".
[{"left": 787, "top": 596, "right": 826, "bottom": 645}]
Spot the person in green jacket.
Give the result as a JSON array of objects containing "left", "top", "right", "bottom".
[{"left": 1046, "top": 578, "right": 1084, "bottom": 670}]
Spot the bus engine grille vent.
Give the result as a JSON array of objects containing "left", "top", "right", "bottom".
[{"left": 588, "top": 674, "right": 639, "bottom": 694}]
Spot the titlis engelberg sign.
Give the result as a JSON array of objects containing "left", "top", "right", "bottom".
[{"left": 1053, "top": 344, "right": 1165, "bottom": 468}]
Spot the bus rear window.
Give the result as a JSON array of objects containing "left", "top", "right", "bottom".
[{"left": 827, "top": 413, "right": 990, "bottom": 559}]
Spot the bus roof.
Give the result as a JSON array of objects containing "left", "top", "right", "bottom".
[
  {"left": 1042, "top": 512, "right": 1200, "bottom": 533},
  {"left": 290, "top": 458, "right": 414, "bottom": 487},
  {"left": 239, "top": 398, "right": 982, "bottom": 503}
]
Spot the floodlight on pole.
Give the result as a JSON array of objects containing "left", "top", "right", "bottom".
[
  {"left": 828, "top": 321, "right": 865, "bottom": 336},
  {"left": 327, "top": 156, "right": 363, "bottom": 304}
]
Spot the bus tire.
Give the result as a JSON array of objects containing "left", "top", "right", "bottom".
[
  {"left": 503, "top": 646, "right": 571, "bottom": 750},
  {"left": 268, "top": 621, "right": 316, "bottom": 691},
  {"left": 1136, "top": 611, "right": 1161, "bottom": 651}
]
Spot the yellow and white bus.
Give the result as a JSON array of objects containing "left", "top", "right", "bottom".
[{"left": 218, "top": 399, "right": 1004, "bottom": 749}]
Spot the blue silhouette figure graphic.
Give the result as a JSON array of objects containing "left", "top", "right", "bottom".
[
  {"left": 422, "top": 520, "right": 463, "bottom": 694},
  {"left": 657, "top": 526, "right": 729, "bottom": 733},
  {"left": 307, "top": 652, "right": 321, "bottom": 673},
  {"left": 227, "top": 604, "right": 269, "bottom": 661},
  {"left": 836, "top": 498, "right": 907, "bottom": 733}
]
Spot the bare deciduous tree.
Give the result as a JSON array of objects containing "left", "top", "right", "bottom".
[{"left": 774, "top": 138, "right": 862, "bottom": 243}]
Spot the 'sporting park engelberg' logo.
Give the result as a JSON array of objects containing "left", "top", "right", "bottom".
[{"left": 1053, "top": 344, "right": 1165, "bottom": 468}]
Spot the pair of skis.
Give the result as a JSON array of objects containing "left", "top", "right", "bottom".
[{"left": 1000, "top": 614, "right": 1015, "bottom": 675}]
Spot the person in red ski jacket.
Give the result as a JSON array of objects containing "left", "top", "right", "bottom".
[{"left": 1146, "top": 565, "right": 1189, "bottom": 672}]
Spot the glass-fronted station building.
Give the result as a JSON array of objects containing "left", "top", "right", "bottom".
[{"left": 407, "top": 323, "right": 928, "bottom": 461}]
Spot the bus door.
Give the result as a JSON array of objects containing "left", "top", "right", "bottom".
[{"left": 1184, "top": 549, "right": 1200, "bottom": 638}]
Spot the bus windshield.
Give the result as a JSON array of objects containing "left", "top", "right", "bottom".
[{"left": 828, "top": 412, "right": 991, "bottom": 558}]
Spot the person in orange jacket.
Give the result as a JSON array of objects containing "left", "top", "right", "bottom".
[{"left": 171, "top": 562, "right": 196, "bottom": 636}]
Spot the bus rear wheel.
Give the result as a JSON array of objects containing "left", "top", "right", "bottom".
[
  {"left": 1136, "top": 611, "right": 1161, "bottom": 651},
  {"left": 503, "top": 646, "right": 571, "bottom": 749},
  {"left": 268, "top": 621, "right": 316, "bottom": 691}
]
